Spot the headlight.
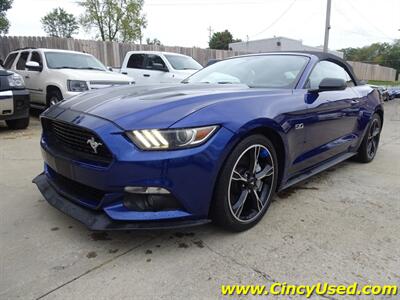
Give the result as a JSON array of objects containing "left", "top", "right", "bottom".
[
  {"left": 128, "top": 126, "right": 219, "bottom": 150},
  {"left": 7, "top": 73, "right": 25, "bottom": 88},
  {"left": 67, "top": 80, "right": 89, "bottom": 92}
]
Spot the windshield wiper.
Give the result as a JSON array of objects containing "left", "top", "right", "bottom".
[
  {"left": 78, "top": 67, "right": 105, "bottom": 71},
  {"left": 217, "top": 81, "right": 234, "bottom": 84},
  {"left": 53, "top": 66, "right": 80, "bottom": 69}
]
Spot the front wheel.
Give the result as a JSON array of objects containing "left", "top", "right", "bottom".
[
  {"left": 46, "top": 89, "right": 63, "bottom": 107},
  {"left": 212, "top": 135, "right": 278, "bottom": 231},
  {"left": 355, "top": 113, "right": 382, "bottom": 163}
]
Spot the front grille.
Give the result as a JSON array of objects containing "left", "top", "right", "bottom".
[{"left": 42, "top": 118, "right": 113, "bottom": 164}]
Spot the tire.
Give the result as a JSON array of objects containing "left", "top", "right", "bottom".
[
  {"left": 212, "top": 135, "right": 278, "bottom": 232},
  {"left": 6, "top": 117, "right": 30, "bottom": 130},
  {"left": 46, "top": 89, "right": 63, "bottom": 107},
  {"left": 355, "top": 113, "right": 382, "bottom": 163}
]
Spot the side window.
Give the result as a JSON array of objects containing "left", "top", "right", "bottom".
[
  {"left": 127, "top": 54, "right": 145, "bottom": 69},
  {"left": 145, "top": 55, "right": 166, "bottom": 70},
  {"left": 307, "top": 60, "right": 355, "bottom": 89},
  {"left": 30, "top": 51, "right": 43, "bottom": 66},
  {"left": 16, "top": 51, "right": 29, "bottom": 70},
  {"left": 3, "top": 53, "right": 18, "bottom": 69}
]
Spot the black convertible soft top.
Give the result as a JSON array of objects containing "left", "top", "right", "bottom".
[{"left": 293, "top": 51, "right": 359, "bottom": 84}]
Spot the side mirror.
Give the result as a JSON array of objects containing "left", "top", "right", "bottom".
[
  {"left": 107, "top": 66, "right": 113, "bottom": 72},
  {"left": 311, "top": 78, "right": 347, "bottom": 93},
  {"left": 26, "top": 61, "right": 42, "bottom": 72},
  {"left": 152, "top": 63, "right": 168, "bottom": 72}
]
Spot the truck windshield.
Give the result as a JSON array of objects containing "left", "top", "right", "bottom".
[
  {"left": 184, "top": 55, "right": 309, "bottom": 88},
  {"left": 45, "top": 52, "right": 107, "bottom": 71},
  {"left": 165, "top": 55, "right": 202, "bottom": 70}
]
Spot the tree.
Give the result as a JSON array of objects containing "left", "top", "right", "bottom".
[
  {"left": 41, "top": 8, "right": 79, "bottom": 38},
  {"left": 146, "top": 37, "right": 161, "bottom": 45},
  {"left": 341, "top": 40, "right": 400, "bottom": 74},
  {"left": 208, "top": 30, "right": 242, "bottom": 50},
  {"left": 0, "top": 0, "right": 13, "bottom": 35},
  {"left": 79, "top": 0, "right": 147, "bottom": 43}
]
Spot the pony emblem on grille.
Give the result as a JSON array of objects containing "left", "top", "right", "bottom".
[{"left": 86, "top": 137, "right": 103, "bottom": 154}]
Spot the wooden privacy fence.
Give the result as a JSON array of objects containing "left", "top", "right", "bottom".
[
  {"left": 348, "top": 61, "right": 397, "bottom": 82},
  {"left": 0, "top": 36, "right": 397, "bottom": 81},
  {"left": 0, "top": 36, "right": 245, "bottom": 68}
]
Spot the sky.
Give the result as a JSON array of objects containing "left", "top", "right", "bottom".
[{"left": 5, "top": 0, "right": 400, "bottom": 50}]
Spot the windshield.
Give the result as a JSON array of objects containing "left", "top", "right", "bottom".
[
  {"left": 165, "top": 55, "right": 202, "bottom": 70},
  {"left": 45, "top": 52, "right": 107, "bottom": 71},
  {"left": 185, "top": 55, "right": 309, "bottom": 88}
]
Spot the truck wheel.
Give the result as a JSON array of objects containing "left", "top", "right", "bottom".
[
  {"left": 6, "top": 117, "right": 30, "bottom": 130},
  {"left": 47, "top": 89, "right": 63, "bottom": 107}
]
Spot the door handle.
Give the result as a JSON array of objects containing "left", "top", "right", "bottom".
[
  {"left": 121, "top": 72, "right": 128, "bottom": 75},
  {"left": 143, "top": 74, "right": 150, "bottom": 77},
  {"left": 25, "top": 75, "right": 30, "bottom": 79}
]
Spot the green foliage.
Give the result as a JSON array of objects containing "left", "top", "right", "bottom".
[
  {"left": 368, "top": 80, "right": 400, "bottom": 86},
  {"left": 146, "top": 38, "right": 161, "bottom": 45},
  {"left": 79, "top": 0, "right": 147, "bottom": 42},
  {"left": 41, "top": 8, "right": 79, "bottom": 38},
  {"left": 208, "top": 30, "right": 242, "bottom": 50},
  {"left": 0, "top": 0, "right": 13, "bottom": 34},
  {"left": 341, "top": 41, "right": 400, "bottom": 74}
]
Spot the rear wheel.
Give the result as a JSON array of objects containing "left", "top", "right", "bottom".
[
  {"left": 212, "top": 135, "right": 278, "bottom": 231},
  {"left": 355, "top": 113, "right": 381, "bottom": 163},
  {"left": 6, "top": 117, "right": 30, "bottom": 130}
]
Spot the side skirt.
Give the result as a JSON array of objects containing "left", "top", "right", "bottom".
[{"left": 278, "top": 152, "right": 357, "bottom": 192}]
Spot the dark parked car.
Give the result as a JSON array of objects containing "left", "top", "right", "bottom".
[
  {"left": 388, "top": 87, "right": 400, "bottom": 99},
  {"left": 378, "top": 87, "right": 389, "bottom": 101},
  {"left": 370, "top": 85, "right": 390, "bottom": 101},
  {"left": 393, "top": 88, "right": 400, "bottom": 98},
  {"left": 0, "top": 66, "right": 30, "bottom": 129},
  {"left": 34, "top": 52, "right": 383, "bottom": 231}
]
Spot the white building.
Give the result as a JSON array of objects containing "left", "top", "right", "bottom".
[{"left": 229, "top": 36, "right": 343, "bottom": 58}]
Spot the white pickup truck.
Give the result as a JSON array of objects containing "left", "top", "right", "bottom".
[
  {"left": 120, "top": 51, "right": 202, "bottom": 85},
  {"left": 3, "top": 48, "right": 134, "bottom": 108}
]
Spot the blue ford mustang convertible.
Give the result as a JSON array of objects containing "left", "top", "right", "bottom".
[{"left": 33, "top": 52, "right": 383, "bottom": 231}]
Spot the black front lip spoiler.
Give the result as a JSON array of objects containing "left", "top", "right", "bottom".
[{"left": 32, "top": 173, "right": 211, "bottom": 231}]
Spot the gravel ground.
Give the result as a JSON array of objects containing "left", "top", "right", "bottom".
[{"left": 0, "top": 100, "right": 399, "bottom": 299}]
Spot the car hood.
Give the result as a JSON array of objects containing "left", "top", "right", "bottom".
[
  {"left": 56, "top": 69, "right": 132, "bottom": 82},
  {"left": 56, "top": 83, "right": 291, "bottom": 130}
]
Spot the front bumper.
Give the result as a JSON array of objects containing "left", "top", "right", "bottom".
[
  {"left": 33, "top": 173, "right": 210, "bottom": 230},
  {"left": 34, "top": 108, "right": 236, "bottom": 229},
  {"left": 63, "top": 91, "right": 82, "bottom": 100},
  {"left": 0, "top": 89, "right": 30, "bottom": 121}
]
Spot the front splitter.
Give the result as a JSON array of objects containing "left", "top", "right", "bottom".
[{"left": 33, "top": 173, "right": 211, "bottom": 231}]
